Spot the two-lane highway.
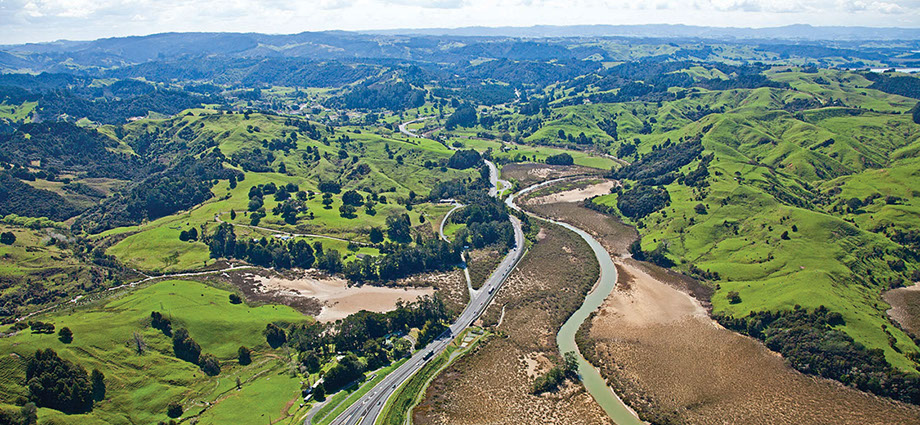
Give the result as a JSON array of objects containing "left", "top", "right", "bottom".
[{"left": 325, "top": 159, "right": 524, "bottom": 425}]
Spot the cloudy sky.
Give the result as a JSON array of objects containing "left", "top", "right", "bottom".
[{"left": 1, "top": 0, "right": 919, "bottom": 44}]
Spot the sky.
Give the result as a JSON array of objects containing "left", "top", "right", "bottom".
[{"left": 1, "top": 0, "right": 919, "bottom": 44}]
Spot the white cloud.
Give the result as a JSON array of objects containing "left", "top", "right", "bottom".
[{"left": 0, "top": 0, "right": 918, "bottom": 43}]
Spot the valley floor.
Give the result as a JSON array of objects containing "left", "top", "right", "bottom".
[{"left": 525, "top": 192, "right": 920, "bottom": 425}]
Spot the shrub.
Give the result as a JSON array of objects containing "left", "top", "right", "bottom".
[
  {"left": 0, "top": 232, "right": 15, "bottom": 245},
  {"left": 229, "top": 293, "right": 242, "bottom": 304},
  {"left": 238, "top": 346, "right": 252, "bottom": 365},
  {"left": 166, "top": 402, "right": 183, "bottom": 418},
  {"left": 726, "top": 291, "right": 741, "bottom": 304}
]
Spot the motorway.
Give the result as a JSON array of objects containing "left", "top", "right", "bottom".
[{"left": 325, "top": 160, "right": 524, "bottom": 425}]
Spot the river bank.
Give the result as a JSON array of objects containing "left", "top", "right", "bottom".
[{"left": 524, "top": 187, "right": 920, "bottom": 425}]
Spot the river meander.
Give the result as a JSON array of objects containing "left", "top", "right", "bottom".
[{"left": 508, "top": 180, "right": 644, "bottom": 425}]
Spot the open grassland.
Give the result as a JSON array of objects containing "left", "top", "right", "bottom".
[
  {"left": 458, "top": 137, "right": 618, "bottom": 170},
  {"left": 413, "top": 223, "right": 611, "bottom": 425},
  {"left": 0, "top": 100, "right": 37, "bottom": 122},
  {"left": 0, "top": 279, "right": 311, "bottom": 425}
]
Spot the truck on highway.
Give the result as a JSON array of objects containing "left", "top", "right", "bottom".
[{"left": 423, "top": 350, "right": 434, "bottom": 360}]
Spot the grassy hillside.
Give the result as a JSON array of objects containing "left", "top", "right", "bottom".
[
  {"left": 94, "top": 110, "right": 477, "bottom": 272},
  {"left": 591, "top": 68, "right": 920, "bottom": 373},
  {"left": 0, "top": 279, "right": 311, "bottom": 425}
]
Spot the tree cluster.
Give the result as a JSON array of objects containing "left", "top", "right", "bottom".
[
  {"left": 25, "top": 349, "right": 104, "bottom": 414},
  {"left": 617, "top": 185, "right": 670, "bottom": 219},
  {"left": 545, "top": 153, "right": 574, "bottom": 166},
  {"left": 717, "top": 307, "right": 920, "bottom": 405}
]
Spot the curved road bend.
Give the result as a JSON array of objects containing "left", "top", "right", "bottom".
[
  {"left": 325, "top": 160, "right": 524, "bottom": 425},
  {"left": 397, "top": 116, "right": 435, "bottom": 138}
]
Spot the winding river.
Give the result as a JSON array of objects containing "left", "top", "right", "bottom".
[{"left": 508, "top": 179, "right": 644, "bottom": 425}]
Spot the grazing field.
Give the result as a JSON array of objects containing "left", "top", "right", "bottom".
[
  {"left": 413, "top": 222, "right": 611, "bottom": 425},
  {"left": 458, "top": 138, "right": 619, "bottom": 170},
  {"left": 93, "top": 110, "right": 476, "bottom": 274},
  {"left": 0, "top": 279, "right": 311, "bottom": 425},
  {"left": 0, "top": 222, "right": 139, "bottom": 318}
]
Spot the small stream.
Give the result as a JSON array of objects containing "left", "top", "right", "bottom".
[{"left": 508, "top": 180, "right": 644, "bottom": 425}]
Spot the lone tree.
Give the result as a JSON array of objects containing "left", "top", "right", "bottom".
[
  {"left": 229, "top": 293, "right": 242, "bottom": 304},
  {"left": 238, "top": 346, "right": 252, "bottom": 365},
  {"left": 0, "top": 232, "right": 15, "bottom": 245},
  {"left": 727, "top": 291, "right": 742, "bottom": 304},
  {"left": 313, "top": 382, "right": 326, "bottom": 401},
  {"left": 369, "top": 227, "right": 384, "bottom": 244},
  {"left": 58, "top": 327, "right": 73, "bottom": 344}
]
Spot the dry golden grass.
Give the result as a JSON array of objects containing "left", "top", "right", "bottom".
[
  {"left": 413, "top": 223, "right": 612, "bottom": 425},
  {"left": 885, "top": 285, "right": 920, "bottom": 337},
  {"left": 501, "top": 163, "right": 603, "bottom": 188},
  {"left": 543, "top": 201, "right": 920, "bottom": 425},
  {"left": 466, "top": 248, "right": 503, "bottom": 290}
]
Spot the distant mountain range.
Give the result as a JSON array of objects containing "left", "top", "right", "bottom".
[
  {"left": 1, "top": 24, "right": 918, "bottom": 74},
  {"left": 364, "top": 24, "right": 920, "bottom": 41}
]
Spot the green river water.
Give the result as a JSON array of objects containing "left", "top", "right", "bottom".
[{"left": 509, "top": 181, "right": 644, "bottom": 425}]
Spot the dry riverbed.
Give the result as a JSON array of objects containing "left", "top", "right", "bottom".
[{"left": 211, "top": 268, "right": 436, "bottom": 322}]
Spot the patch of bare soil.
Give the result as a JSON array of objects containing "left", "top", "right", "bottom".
[
  {"left": 413, "top": 223, "right": 612, "bottom": 425},
  {"left": 530, "top": 180, "right": 616, "bottom": 205},
  {"left": 398, "top": 270, "right": 469, "bottom": 318},
  {"left": 885, "top": 282, "right": 920, "bottom": 337},
  {"left": 501, "top": 163, "right": 603, "bottom": 187},
  {"left": 211, "top": 268, "right": 433, "bottom": 322}
]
